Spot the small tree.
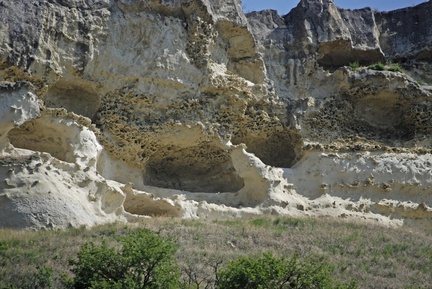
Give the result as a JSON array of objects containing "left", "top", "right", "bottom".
[
  {"left": 215, "top": 252, "right": 357, "bottom": 289},
  {"left": 69, "top": 228, "right": 180, "bottom": 289}
]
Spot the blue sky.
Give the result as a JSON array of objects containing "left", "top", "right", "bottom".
[{"left": 241, "top": 0, "right": 428, "bottom": 14}]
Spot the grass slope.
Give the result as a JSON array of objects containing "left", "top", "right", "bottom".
[{"left": 0, "top": 217, "right": 431, "bottom": 288}]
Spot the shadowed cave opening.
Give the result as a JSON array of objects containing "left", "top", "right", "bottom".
[
  {"left": 143, "top": 144, "right": 244, "bottom": 193},
  {"left": 44, "top": 79, "right": 101, "bottom": 119},
  {"left": 317, "top": 40, "right": 385, "bottom": 70},
  {"left": 232, "top": 128, "right": 304, "bottom": 168},
  {"left": 8, "top": 119, "right": 74, "bottom": 163}
]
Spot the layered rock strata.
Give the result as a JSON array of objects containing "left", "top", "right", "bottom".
[{"left": 0, "top": 0, "right": 431, "bottom": 229}]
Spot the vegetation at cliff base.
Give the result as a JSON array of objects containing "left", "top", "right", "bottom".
[
  {"left": 0, "top": 217, "right": 431, "bottom": 288},
  {"left": 69, "top": 228, "right": 179, "bottom": 289},
  {"left": 216, "top": 252, "right": 356, "bottom": 289}
]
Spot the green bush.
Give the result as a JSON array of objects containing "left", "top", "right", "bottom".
[
  {"left": 68, "top": 228, "right": 180, "bottom": 289},
  {"left": 33, "top": 266, "right": 54, "bottom": 288},
  {"left": 215, "top": 252, "right": 357, "bottom": 289},
  {"left": 368, "top": 63, "right": 385, "bottom": 71},
  {"left": 388, "top": 62, "right": 403, "bottom": 72},
  {"left": 349, "top": 61, "right": 360, "bottom": 70}
]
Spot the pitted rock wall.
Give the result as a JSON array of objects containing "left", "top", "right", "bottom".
[{"left": 0, "top": 0, "right": 431, "bottom": 229}]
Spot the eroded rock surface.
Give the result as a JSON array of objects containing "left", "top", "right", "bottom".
[{"left": 0, "top": 0, "right": 431, "bottom": 230}]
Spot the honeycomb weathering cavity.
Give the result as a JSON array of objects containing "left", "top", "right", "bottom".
[
  {"left": 143, "top": 144, "right": 244, "bottom": 193},
  {"left": 8, "top": 118, "right": 75, "bottom": 163},
  {"left": 44, "top": 79, "right": 101, "bottom": 119},
  {"left": 232, "top": 128, "right": 304, "bottom": 168}
]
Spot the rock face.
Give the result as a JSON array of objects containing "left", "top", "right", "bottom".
[{"left": 0, "top": 0, "right": 431, "bottom": 230}]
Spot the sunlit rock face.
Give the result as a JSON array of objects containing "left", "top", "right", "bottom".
[{"left": 0, "top": 0, "right": 431, "bottom": 230}]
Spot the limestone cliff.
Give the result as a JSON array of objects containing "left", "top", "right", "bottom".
[{"left": 0, "top": 0, "right": 431, "bottom": 230}]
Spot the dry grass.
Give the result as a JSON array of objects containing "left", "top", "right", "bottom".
[{"left": 1, "top": 217, "right": 431, "bottom": 288}]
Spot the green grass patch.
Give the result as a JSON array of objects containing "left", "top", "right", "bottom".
[
  {"left": 348, "top": 61, "right": 404, "bottom": 73},
  {"left": 368, "top": 62, "right": 385, "bottom": 71},
  {"left": 250, "top": 217, "right": 273, "bottom": 227},
  {"left": 383, "top": 243, "right": 409, "bottom": 258},
  {"left": 349, "top": 61, "right": 360, "bottom": 70},
  {"left": 388, "top": 62, "right": 403, "bottom": 72},
  {"left": 212, "top": 218, "right": 243, "bottom": 227}
]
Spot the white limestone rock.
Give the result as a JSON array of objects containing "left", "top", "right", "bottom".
[{"left": 0, "top": 0, "right": 431, "bottom": 230}]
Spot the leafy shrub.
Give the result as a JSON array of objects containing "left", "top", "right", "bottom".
[
  {"left": 33, "top": 266, "right": 54, "bottom": 288},
  {"left": 349, "top": 61, "right": 360, "bottom": 70},
  {"left": 0, "top": 266, "right": 54, "bottom": 289},
  {"left": 68, "top": 228, "right": 180, "bottom": 289},
  {"left": 215, "top": 252, "right": 357, "bottom": 289},
  {"left": 388, "top": 62, "right": 403, "bottom": 72},
  {"left": 368, "top": 63, "right": 385, "bottom": 71},
  {"left": 0, "top": 285, "right": 20, "bottom": 289}
]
